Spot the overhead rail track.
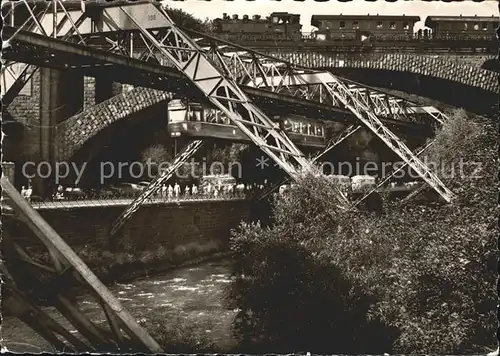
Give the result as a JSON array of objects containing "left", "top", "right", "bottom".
[
  {"left": 2, "top": 0, "right": 349, "bottom": 235},
  {"left": 1, "top": 26, "right": 432, "bottom": 134},
  {"left": 1, "top": 0, "right": 92, "bottom": 106},
  {"left": 181, "top": 27, "right": 453, "bottom": 203},
  {"left": 104, "top": 1, "right": 352, "bottom": 235},
  {"left": 2, "top": 1, "right": 453, "bottom": 232}
]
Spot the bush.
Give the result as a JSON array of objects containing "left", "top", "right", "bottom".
[
  {"left": 228, "top": 110, "right": 498, "bottom": 354},
  {"left": 140, "top": 313, "right": 217, "bottom": 353}
]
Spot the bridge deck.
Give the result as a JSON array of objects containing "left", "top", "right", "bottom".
[
  {"left": 3, "top": 26, "right": 432, "bottom": 132},
  {"left": 3, "top": 196, "right": 247, "bottom": 211}
]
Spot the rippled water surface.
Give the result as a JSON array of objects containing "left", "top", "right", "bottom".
[{"left": 1, "top": 259, "right": 236, "bottom": 353}]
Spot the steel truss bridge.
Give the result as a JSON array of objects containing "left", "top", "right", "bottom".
[{"left": 1, "top": 1, "right": 458, "bottom": 351}]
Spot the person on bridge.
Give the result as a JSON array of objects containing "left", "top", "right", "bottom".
[
  {"left": 192, "top": 184, "right": 198, "bottom": 196},
  {"left": 213, "top": 185, "right": 219, "bottom": 198},
  {"left": 174, "top": 182, "right": 181, "bottom": 198},
  {"left": 55, "top": 185, "right": 64, "bottom": 200},
  {"left": 168, "top": 184, "right": 174, "bottom": 199},
  {"left": 26, "top": 185, "right": 33, "bottom": 202},
  {"left": 184, "top": 185, "right": 190, "bottom": 197},
  {"left": 236, "top": 183, "right": 245, "bottom": 197},
  {"left": 161, "top": 184, "right": 167, "bottom": 198},
  {"left": 21, "top": 186, "right": 27, "bottom": 199}
]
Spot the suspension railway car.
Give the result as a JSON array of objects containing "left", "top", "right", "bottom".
[{"left": 167, "top": 100, "right": 329, "bottom": 148}]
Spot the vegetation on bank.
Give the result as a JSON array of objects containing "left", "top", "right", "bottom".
[{"left": 227, "top": 109, "right": 498, "bottom": 354}]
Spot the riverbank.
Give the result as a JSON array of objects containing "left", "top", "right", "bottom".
[{"left": 2, "top": 258, "right": 237, "bottom": 353}]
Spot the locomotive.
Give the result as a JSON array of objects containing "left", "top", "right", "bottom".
[
  {"left": 212, "top": 13, "right": 498, "bottom": 44},
  {"left": 213, "top": 12, "right": 302, "bottom": 42}
]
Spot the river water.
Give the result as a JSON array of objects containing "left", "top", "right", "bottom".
[{"left": 1, "top": 259, "right": 236, "bottom": 353}]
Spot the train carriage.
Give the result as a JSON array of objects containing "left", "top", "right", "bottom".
[
  {"left": 311, "top": 14, "right": 420, "bottom": 42},
  {"left": 425, "top": 15, "right": 498, "bottom": 41},
  {"left": 211, "top": 11, "right": 497, "bottom": 47}
]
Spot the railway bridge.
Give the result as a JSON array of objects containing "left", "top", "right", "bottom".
[
  {"left": 1, "top": 0, "right": 497, "bottom": 352},
  {"left": 3, "top": 16, "right": 497, "bottom": 167}
]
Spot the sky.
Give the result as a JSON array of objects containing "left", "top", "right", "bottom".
[{"left": 163, "top": 0, "right": 498, "bottom": 31}]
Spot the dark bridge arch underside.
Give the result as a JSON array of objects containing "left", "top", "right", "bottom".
[
  {"left": 262, "top": 51, "right": 497, "bottom": 112},
  {"left": 70, "top": 107, "right": 172, "bottom": 187},
  {"left": 329, "top": 67, "right": 497, "bottom": 116}
]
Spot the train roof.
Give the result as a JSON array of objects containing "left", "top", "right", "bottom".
[
  {"left": 311, "top": 14, "right": 420, "bottom": 26},
  {"left": 425, "top": 15, "right": 499, "bottom": 27}
]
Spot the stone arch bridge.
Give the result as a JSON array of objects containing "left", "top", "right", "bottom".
[{"left": 12, "top": 51, "right": 497, "bottom": 162}]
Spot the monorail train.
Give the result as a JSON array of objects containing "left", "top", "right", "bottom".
[
  {"left": 212, "top": 13, "right": 498, "bottom": 43},
  {"left": 167, "top": 99, "right": 332, "bottom": 148}
]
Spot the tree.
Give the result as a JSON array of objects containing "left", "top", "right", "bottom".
[
  {"left": 228, "top": 110, "right": 498, "bottom": 354},
  {"left": 141, "top": 144, "right": 172, "bottom": 178},
  {"left": 164, "top": 6, "right": 211, "bottom": 32}
]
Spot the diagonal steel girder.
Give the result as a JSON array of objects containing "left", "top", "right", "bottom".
[
  {"left": 1, "top": 177, "right": 163, "bottom": 352},
  {"left": 258, "top": 124, "right": 362, "bottom": 201},
  {"left": 188, "top": 34, "right": 454, "bottom": 203},
  {"left": 103, "top": 2, "right": 351, "bottom": 235},
  {"left": 186, "top": 28, "right": 447, "bottom": 128}
]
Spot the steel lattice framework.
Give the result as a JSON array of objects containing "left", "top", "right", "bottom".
[
  {"left": 1, "top": 0, "right": 91, "bottom": 105},
  {"left": 106, "top": 3, "right": 352, "bottom": 235},
  {"left": 258, "top": 124, "right": 361, "bottom": 200},
  {"left": 2, "top": 0, "right": 454, "bottom": 233},
  {"left": 186, "top": 29, "right": 454, "bottom": 203},
  {"left": 1, "top": 177, "right": 163, "bottom": 352},
  {"left": 1, "top": 1, "right": 456, "bottom": 351}
]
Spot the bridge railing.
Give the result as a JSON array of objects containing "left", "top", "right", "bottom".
[
  {"left": 208, "top": 31, "right": 496, "bottom": 43},
  {"left": 25, "top": 190, "right": 251, "bottom": 209}
]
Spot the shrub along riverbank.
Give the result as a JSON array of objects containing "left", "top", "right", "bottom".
[{"left": 227, "top": 109, "right": 498, "bottom": 354}]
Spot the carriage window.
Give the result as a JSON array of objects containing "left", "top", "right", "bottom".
[
  {"left": 389, "top": 22, "right": 396, "bottom": 30},
  {"left": 316, "top": 126, "right": 323, "bottom": 136},
  {"left": 293, "top": 122, "right": 300, "bottom": 133},
  {"left": 376, "top": 22, "right": 383, "bottom": 29},
  {"left": 403, "top": 22, "right": 409, "bottom": 30},
  {"left": 307, "top": 124, "right": 313, "bottom": 135},
  {"left": 352, "top": 21, "right": 359, "bottom": 29},
  {"left": 339, "top": 21, "right": 345, "bottom": 29},
  {"left": 482, "top": 23, "right": 488, "bottom": 31},
  {"left": 473, "top": 23, "right": 479, "bottom": 30}
]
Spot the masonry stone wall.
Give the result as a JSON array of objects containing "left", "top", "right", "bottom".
[
  {"left": 7, "top": 70, "right": 42, "bottom": 160},
  {"left": 83, "top": 76, "right": 96, "bottom": 110},
  {"left": 260, "top": 51, "right": 498, "bottom": 93},
  {"left": 7, "top": 199, "right": 250, "bottom": 256},
  {"left": 54, "top": 86, "right": 172, "bottom": 161}
]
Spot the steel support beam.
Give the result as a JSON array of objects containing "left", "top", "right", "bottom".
[
  {"left": 2, "top": 26, "right": 432, "bottom": 133},
  {"left": 258, "top": 124, "right": 361, "bottom": 201},
  {"left": 106, "top": 2, "right": 351, "bottom": 234},
  {"left": 1, "top": 176, "right": 163, "bottom": 353}
]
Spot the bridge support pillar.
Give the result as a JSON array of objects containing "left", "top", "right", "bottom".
[{"left": 37, "top": 68, "right": 84, "bottom": 197}]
